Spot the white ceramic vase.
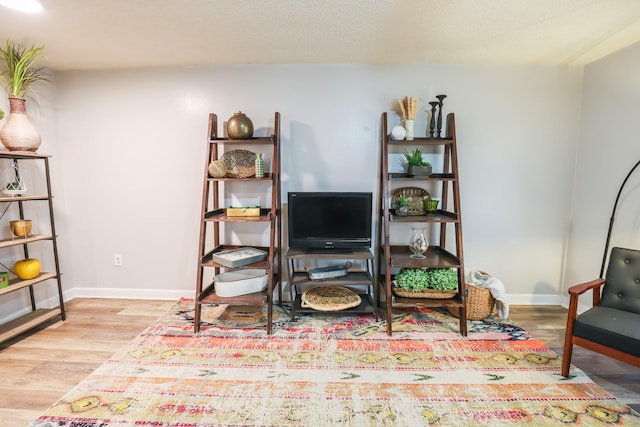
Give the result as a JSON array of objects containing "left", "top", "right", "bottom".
[
  {"left": 0, "top": 97, "right": 41, "bottom": 152},
  {"left": 404, "top": 119, "right": 415, "bottom": 141}
]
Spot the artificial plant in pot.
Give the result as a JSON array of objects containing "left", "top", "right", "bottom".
[
  {"left": 391, "top": 194, "right": 411, "bottom": 217},
  {"left": 0, "top": 41, "right": 48, "bottom": 152},
  {"left": 402, "top": 148, "right": 432, "bottom": 177}
]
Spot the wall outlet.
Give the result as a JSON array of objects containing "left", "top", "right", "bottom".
[{"left": 114, "top": 254, "right": 123, "bottom": 266}]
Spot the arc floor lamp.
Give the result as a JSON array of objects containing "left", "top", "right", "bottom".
[{"left": 600, "top": 159, "right": 640, "bottom": 278}]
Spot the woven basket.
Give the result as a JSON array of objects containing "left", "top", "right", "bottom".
[
  {"left": 220, "top": 149, "right": 256, "bottom": 178},
  {"left": 208, "top": 160, "right": 228, "bottom": 178},
  {"left": 392, "top": 187, "right": 430, "bottom": 216},
  {"left": 392, "top": 287, "right": 456, "bottom": 299},
  {"left": 301, "top": 286, "right": 361, "bottom": 311},
  {"left": 448, "top": 283, "right": 495, "bottom": 320}
]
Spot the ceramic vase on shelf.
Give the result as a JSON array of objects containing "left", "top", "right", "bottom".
[
  {"left": 404, "top": 119, "right": 415, "bottom": 141},
  {"left": 409, "top": 227, "right": 429, "bottom": 259},
  {"left": 255, "top": 153, "right": 264, "bottom": 178},
  {"left": 0, "top": 97, "right": 41, "bottom": 152},
  {"left": 227, "top": 111, "right": 254, "bottom": 139}
]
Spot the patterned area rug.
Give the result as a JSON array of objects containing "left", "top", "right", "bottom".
[{"left": 30, "top": 299, "right": 640, "bottom": 426}]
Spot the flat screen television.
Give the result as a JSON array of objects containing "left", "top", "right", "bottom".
[{"left": 287, "top": 191, "right": 373, "bottom": 252}]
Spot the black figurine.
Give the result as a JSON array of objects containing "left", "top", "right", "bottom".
[
  {"left": 436, "top": 94, "right": 447, "bottom": 138},
  {"left": 428, "top": 102, "right": 438, "bottom": 138}
]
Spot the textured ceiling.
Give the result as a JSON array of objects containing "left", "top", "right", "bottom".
[{"left": 1, "top": 0, "right": 640, "bottom": 71}]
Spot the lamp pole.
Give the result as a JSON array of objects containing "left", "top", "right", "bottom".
[{"left": 600, "top": 159, "right": 640, "bottom": 278}]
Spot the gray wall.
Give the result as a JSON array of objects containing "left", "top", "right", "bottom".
[
  {"left": 1, "top": 60, "right": 597, "bottom": 319},
  {"left": 564, "top": 42, "right": 640, "bottom": 301}
]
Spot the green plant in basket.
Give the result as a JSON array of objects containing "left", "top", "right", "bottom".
[{"left": 394, "top": 268, "right": 458, "bottom": 291}]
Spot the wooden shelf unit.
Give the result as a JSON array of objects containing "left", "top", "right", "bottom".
[
  {"left": 286, "top": 247, "right": 378, "bottom": 319},
  {"left": 0, "top": 152, "right": 65, "bottom": 344},
  {"left": 193, "top": 113, "right": 281, "bottom": 334},
  {"left": 378, "top": 112, "right": 467, "bottom": 335}
]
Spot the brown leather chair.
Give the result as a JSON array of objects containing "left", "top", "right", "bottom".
[{"left": 562, "top": 247, "right": 640, "bottom": 377}]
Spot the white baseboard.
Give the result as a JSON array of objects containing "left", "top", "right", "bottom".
[
  {"left": 63, "top": 287, "right": 193, "bottom": 301},
  {"left": 58, "top": 288, "right": 576, "bottom": 308}
]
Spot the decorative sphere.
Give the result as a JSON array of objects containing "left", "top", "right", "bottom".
[
  {"left": 208, "top": 160, "right": 227, "bottom": 178},
  {"left": 227, "top": 111, "right": 254, "bottom": 139},
  {"left": 390, "top": 125, "right": 406, "bottom": 140}
]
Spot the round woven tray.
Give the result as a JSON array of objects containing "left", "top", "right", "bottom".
[
  {"left": 220, "top": 149, "right": 256, "bottom": 178},
  {"left": 448, "top": 283, "right": 495, "bottom": 320},
  {"left": 301, "top": 286, "right": 361, "bottom": 311},
  {"left": 392, "top": 187, "right": 430, "bottom": 215},
  {"left": 392, "top": 287, "right": 456, "bottom": 299}
]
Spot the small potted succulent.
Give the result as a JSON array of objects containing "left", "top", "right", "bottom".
[
  {"left": 393, "top": 267, "right": 458, "bottom": 298},
  {"left": 401, "top": 148, "right": 432, "bottom": 177},
  {"left": 391, "top": 194, "right": 411, "bottom": 217}
]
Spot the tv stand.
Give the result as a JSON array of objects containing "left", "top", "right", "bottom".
[
  {"left": 305, "top": 248, "right": 353, "bottom": 254},
  {"left": 286, "top": 247, "right": 378, "bottom": 320}
]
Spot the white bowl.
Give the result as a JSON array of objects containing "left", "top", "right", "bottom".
[{"left": 214, "top": 269, "right": 268, "bottom": 297}]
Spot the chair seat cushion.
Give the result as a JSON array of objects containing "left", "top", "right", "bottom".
[{"left": 574, "top": 306, "right": 640, "bottom": 357}]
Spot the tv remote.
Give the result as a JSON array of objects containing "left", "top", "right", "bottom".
[{"left": 308, "top": 265, "right": 349, "bottom": 280}]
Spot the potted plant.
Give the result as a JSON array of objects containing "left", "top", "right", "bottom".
[
  {"left": 391, "top": 194, "right": 411, "bottom": 217},
  {"left": 401, "top": 148, "right": 432, "bottom": 177},
  {"left": 0, "top": 41, "right": 48, "bottom": 152},
  {"left": 393, "top": 267, "right": 458, "bottom": 298}
]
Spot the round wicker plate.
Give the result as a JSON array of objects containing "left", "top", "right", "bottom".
[
  {"left": 392, "top": 287, "right": 456, "bottom": 299},
  {"left": 301, "top": 286, "right": 362, "bottom": 311},
  {"left": 220, "top": 149, "right": 256, "bottom": 178}
]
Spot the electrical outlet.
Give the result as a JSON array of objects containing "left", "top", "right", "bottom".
[{"left": 114, "top": 254, "right": 123, "bottom": 266}]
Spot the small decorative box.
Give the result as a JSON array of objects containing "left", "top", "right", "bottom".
[{"left": 226, "top": 206, "right": 261, "bottom": 217}]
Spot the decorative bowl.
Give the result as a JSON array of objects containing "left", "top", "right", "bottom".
[{"left": 10, "top": 219, "right": 32, "bottom": 237}]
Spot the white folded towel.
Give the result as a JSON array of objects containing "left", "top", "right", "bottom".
[{"left": 464, "top": 269, "right": 510, "bottom": 319}]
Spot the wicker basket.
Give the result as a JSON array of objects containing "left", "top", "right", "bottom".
[
  {"left": 393, "top": 287, "right": 456, "bottom": 299},
  {"left": 220, "top": 149, "right": 256, "bottom": 178},
  {"left": 301, "top": 286, "right": 361, "bottom": 311},
  {"left": 392, "top": 187, "right": 430, "bottom": 216},
  {"left": 448, "top": 283, "right": 495, "bottom": 320}
]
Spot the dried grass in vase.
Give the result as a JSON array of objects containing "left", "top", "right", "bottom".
[{"left": 392, "top": 96, "right": 420, "bottom": 121}]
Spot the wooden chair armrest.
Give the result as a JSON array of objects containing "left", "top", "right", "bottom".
[
  {"left": 568, "top": 278, "right": 605, "bottom": 297},
  {"left": 567, "top": 278, "right": 605, "bottom": 315}
]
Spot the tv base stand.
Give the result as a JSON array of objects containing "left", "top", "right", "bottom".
[{"left": 286, "top": 248, "right": 378, "bottom": 320}]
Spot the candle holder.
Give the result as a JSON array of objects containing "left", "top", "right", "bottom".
[
  {"left": 428, "top": 102, "right": 438, "bottom": 138},
  {"left": 423, "top": 199, "right": 439, "bottom": 215},
  {"left": 436, "top": 94, "right": 447, "bottom": 138}
]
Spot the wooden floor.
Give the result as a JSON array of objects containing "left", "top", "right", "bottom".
[{"left": 1, "top": 299, "right": 638, "bottom": 426}]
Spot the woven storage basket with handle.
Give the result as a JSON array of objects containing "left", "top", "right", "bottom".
[
  {"left": 448, "top": 283, "right": 495, "bottom": 320},
  {"left": 392, "top": 187, "right": 430, "bottom": 216}
]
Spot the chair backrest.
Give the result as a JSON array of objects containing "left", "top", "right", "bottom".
[{"left": 600, "top": 247, "right": 640, "bottom": 314}]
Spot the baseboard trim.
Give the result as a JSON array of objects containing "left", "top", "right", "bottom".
[{"left": 59, "top": 289, "right": 570, "bottom": 307}]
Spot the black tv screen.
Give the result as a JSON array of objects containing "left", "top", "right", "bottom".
[{"left": 287, "top": 192, "right": 373, "bottom": 252}]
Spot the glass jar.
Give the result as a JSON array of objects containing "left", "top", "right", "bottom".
[
  {"left": 395, "top": 205, "right": 409, "bottom": 217},
  {"left": 408, "top": 227, "right": 429, "bottom": 259}
]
